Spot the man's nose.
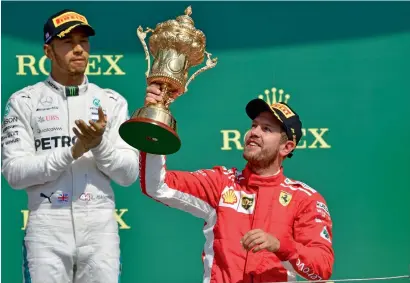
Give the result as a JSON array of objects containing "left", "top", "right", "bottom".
[
  {"left": 249, "top": 126, "right": 262, "bottom": 137},
  {"left": 73, "top": 44, "right": 83, "bottom": 54}
]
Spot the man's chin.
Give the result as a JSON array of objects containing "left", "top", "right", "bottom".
[
  {"left": 69, "top": 69, "right": 86, "bottom": 76},
  {"left": 243, "top": 151, "right": 260, "bottom": 163},
  {"left": 243, "top": 150, "right": 278, "bottom": 168}
]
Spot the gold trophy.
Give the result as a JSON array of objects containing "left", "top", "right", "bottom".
[{"left": 119, "top": 6, "right": 218, "bottom": 155}]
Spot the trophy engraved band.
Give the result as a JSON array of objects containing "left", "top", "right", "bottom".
[{"left": 119, "top": 6, "right": 218, "bottom": 155}]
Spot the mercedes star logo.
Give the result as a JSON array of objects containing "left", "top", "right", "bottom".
[{"left": 40, "top": 96, "right": 53, "bottom": 106}]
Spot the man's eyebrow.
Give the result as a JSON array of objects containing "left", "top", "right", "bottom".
[{"left": 252, "top": 120, "right": 274, "bottom": 127}]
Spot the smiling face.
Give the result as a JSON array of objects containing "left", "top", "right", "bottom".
[
  {"left": 243, "top": 111, "right": 295, "bottom": 169},
  {"left": 44, "top": 28, "right": 90, "bottom": 76}
]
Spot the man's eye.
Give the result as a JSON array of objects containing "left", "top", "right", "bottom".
[{"left": 263, "top": 126, "right": 271, "bottom": 132}]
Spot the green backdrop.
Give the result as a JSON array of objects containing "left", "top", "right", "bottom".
[{"left": 2, "top": 1, "right": 410, "bottom": 283}]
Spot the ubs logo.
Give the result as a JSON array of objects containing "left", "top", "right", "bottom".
[{"left": 37, "top": 115, "right": 59, "bottom": 123}]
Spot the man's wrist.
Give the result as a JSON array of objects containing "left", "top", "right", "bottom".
[
  {"left": 271, "top": 238, "right": 281, "bottom": 253},
  {"left": 71, "top": 146, "right": 78, "bottom": 160},
  {"left": 273, "top": 236, "right": 297, "bottom": 261},
  {"left": 91, "top": 136, "right": 108, "bottom": 155}
]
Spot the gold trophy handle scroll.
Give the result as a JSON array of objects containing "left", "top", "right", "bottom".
[
  {"left": 185, "top": 51, "right": 218, "bottom": 92},
  {"left": 136, "top": 26, "right": 155, "bottom": 78}
]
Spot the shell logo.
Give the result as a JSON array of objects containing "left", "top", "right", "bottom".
[{"left": 222, "top": 189, "right": 237, "bottom": 204}]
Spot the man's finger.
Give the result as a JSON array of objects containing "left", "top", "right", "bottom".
[
  {"left": 243, "top": 229, "right": 262, "bottom": 238},
  {"left": 147, "top": 92, "right": 163, "bottom": 102},
  {"left": 88, "top": 121, "right": 98, "bottom": 132},
  {"left": 73, "top": 127, "right": 87, "bottom": 141},
  {"left": 247, "top": 237, "right": 265, "bottom": 250},
  {"left": 242, "top": 229, "right": 262, "bottom": 243},
  {"left": 252, "top": 242, "right": 267, "bottom": 253},
  {"left": 242, "top": 232, "right": 263, "bottom": 249},
  {"left": 75, "top": 120, "right": 96, "bottom": 137},
  {"left": 147, "top": 84, "right": 162, "bottom": 95},
  {"left": 242, "top": 233, "right": 259, "bottom": 248},
  {"left": 89, "top": 120, "right": 105, "bottom": 134},
  {"left": 145, "top": 97, "right": 159, "bottom": 105},
  {"left": 97, "top": 106, "right": 106, "bottom": 123}
]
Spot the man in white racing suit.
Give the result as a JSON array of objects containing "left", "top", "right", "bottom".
[{"left": 1, "top": 9, "right": 139, "bottom": 283}]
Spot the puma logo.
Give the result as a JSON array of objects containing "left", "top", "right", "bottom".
[{"left": 40, "top": 192, "right": 54, "bottom": 203}]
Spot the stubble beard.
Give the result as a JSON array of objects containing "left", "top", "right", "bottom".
[
  {"left": 243, "top": 146, "right": 278, "bottom": 171},
  {"left": 52, "top": 47, "right": 86, "bottom": 77}
]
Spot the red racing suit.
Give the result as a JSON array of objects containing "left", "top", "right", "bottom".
[{"left": 140, "top": 152, "right": 334, "bottom": 283}]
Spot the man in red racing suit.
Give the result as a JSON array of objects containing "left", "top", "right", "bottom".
[{"left": 139, "top": 84, "right": 334, "bottom": 283}]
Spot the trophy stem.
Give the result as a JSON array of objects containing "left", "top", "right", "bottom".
[{"left": 160, "top": 83, "right": 175, "bottom": 109}]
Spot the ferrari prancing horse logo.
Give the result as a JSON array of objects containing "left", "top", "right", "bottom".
[{"left": 279, "top": 191, "right": 292, "bottom": 206}]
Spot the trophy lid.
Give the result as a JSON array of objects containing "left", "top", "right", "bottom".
[
  {"left": 148, "top": 6, "right": 206, "bottom": 66},
  {"left": 176, "top": 6, "right": 194, "bottom": 26}
]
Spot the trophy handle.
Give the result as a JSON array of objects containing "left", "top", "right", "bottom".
[
  {"left": 137, "top": 26, "right": 155, "bottom": 78},
  {"left": 185, "top": 51, "right": 218, "bottom": 92}
]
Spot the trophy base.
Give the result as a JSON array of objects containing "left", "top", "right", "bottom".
[{"left": 119, "top": 106, "right": 181, "bottom": 155}]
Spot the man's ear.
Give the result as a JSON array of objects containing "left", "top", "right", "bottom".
[
  {"left": 280, "top": 140, "right": 296, "bottom": 158},
  {"left": 44, "top": 44, "right": 52, "bottom": 60}
]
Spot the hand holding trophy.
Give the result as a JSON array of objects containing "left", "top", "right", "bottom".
[{"left": 118, "top": 6, "right": 218, "bottom": 155}]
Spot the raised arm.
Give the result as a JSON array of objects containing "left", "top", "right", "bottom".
[{"left": 140, "top": 152, "right": 228, "bottom": 220}]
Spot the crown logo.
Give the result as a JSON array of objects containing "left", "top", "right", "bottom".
[
  {"left": 258, "top": 87, "right": 291, "bottom": 105},
  {"left": 222, "top": 189, "right": 238, "bottom": 205}
]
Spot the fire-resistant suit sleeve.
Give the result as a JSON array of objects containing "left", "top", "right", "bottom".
[
  {"left": 275, "top": 194, "right": 334, "bottom": 281},
  {"left": 1, "top": 91, "right": 74, "bottom": 190},
  {"left": 90, "top": 94, "right": 139, "bottom": 187},
  {"left": 139, "top": 152, "right": 228, "bottom": 220}
]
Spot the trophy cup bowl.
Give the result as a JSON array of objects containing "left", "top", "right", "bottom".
[{"left": 119, "top": 6, "right": 218, "bottom": 155}]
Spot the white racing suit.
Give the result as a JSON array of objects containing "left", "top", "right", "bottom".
[{"left": 1, "top": 76, "right": 139, "bottom": 283}]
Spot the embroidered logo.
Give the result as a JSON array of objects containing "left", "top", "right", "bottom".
[
  {"left": 279, "top": 190, "right": 292, "bottom": 206},
  {"left": 222, "top": 189, "right": 238, "bottom": 205}
]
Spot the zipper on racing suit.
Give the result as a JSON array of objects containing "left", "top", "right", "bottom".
[{"left": 242, "top": 185, "right": 259, "bottom": 283}]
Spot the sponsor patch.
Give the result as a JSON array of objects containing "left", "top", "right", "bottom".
[
  {"left": 279, "top": 190, "right": 292, "bottom": 206},
  {"left": 219, "top": 187, "right": 256, "bottom": 215},
  {"left": 316, "top": 201, "right": 330, "bottom": 216},
  {"left": 1, "top": 130, "right": 19, "bottom": 141},
  {"left": 241, "top": 196, "right": 254, "bottom": 210},
  {"left": 93, "top": 97, "right": 101, "bottom": 107},
  {"left": 90, "top": 107, "right": 107, "bottom": 122},
  {"left": 37, "top": 115, "right": 60, "bottom": 123},
  {"left": 238, "top": 191, "right": 256, "bottom": 214},
  {"left": 57, "top": 193, "right": 69, "bottom": 203},
  {"left": 320, "top": 226, "right": 331, "bottom": 243},
  {"left": 79, "top": 192, "right": 113, "bottom": 201},
  {"left": 40, "top": 96, "right": 53, "bottom": 106},
  {"left": 36, "top": 106, "right": 59, "bottom": 112},
  {"left": 4, "top": 101, "right": 10, "bottom": 117},
  {"left": 52, "top": 11, "right": 88, "bottom": 27},
  {"left": 222, "top": 189, "right": 237, "bottom": 205},
  {"left": 35, "top": 136, "right": 77, "bottom": 151},
  {"left": 66, "top": 86, "right": 79, "bottom": 97},
  {"left": 37, "top": 127, "right": 63, "bottom": 134},
  {"left": 296, "top": 258, "right": 323, "bottom": 281},
  {"left": 2, "top": 116, "right": 18, "bottom": 127},
  {"left": 271, "top": 103, "right": 295, "bottom": 118},
  {"left": 284, "top": 178, "right": 317, "bottom": 193}
]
